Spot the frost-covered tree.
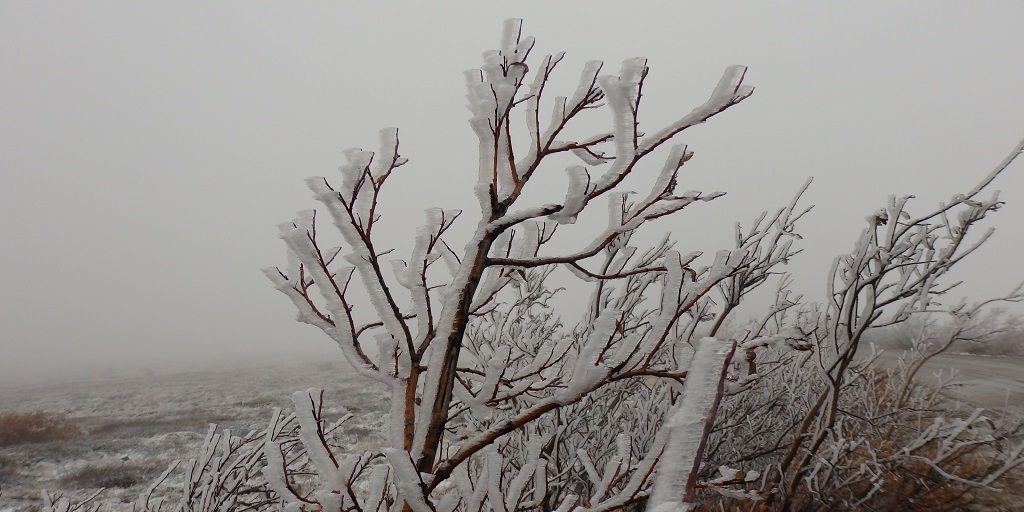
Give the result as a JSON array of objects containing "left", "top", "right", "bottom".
[
  {"left": 250, "top": 19, "right": 1024, "bottom": 512},
  {"left": 263, "top": 17, "right": 766, "bottom": 511},
  {"left": 46, "top": 19, "right": 1024, "bottom": 512}
]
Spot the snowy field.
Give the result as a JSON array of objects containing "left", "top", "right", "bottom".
[
  {"left": 906, "top": 353, "right": 1024, "bottom": 410},
  {"left": 0, "top": 358, "right": 388, "bottom": 511},
  {"left": 1, "top": 354, "right": 1021, "bottom": 511}
]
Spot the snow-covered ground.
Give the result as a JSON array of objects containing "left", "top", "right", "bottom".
[
  {"left": 1, "top": 353, "right": 1021, "bottom": 511},
  {"left": 917, "top": 353, "right": 1024, "bottom": 410},
  {"left": 0, "top": 357, "right": 388, "bottom": 511},
  {"left": 867, "top": 352, "right": 1024, "bottom": 411}
]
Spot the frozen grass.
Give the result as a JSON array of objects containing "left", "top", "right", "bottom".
[
  {"left": 59, "top": 462, "right": 163, "bottom": 490},
  {"left": 0, "top": 454, "right": 16, "bottom": 480},
  {"left": 87, "top": 410, "right": 234, "bottom": 438}
]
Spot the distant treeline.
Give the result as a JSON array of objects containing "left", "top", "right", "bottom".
[{"left": 869, "top": 308, "right": 1024, "bottom": 356}]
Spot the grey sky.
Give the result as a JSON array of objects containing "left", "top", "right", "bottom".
[{"left": 2, "top": 2, "right": 1023, "bottom": 384}]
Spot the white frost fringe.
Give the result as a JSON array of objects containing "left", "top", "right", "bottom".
[{"left": 648, "top": 337, "right": 733, "bottom": 512}]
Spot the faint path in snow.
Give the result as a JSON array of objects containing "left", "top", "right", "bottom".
[{"left": 875, "top": 352, "right": 1024, "bottom": 410}]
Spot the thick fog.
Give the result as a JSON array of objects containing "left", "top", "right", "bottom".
[{"left": 2, "top": 2, "right": 1023, "bottom": 384}]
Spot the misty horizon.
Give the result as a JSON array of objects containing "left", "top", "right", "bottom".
[{"left": 3, "top": 2, "right": 1024, "bottom": 384}]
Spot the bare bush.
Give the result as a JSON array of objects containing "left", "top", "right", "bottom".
[{"left": 0, "top": 411, "right": 79, "bottom": 447}]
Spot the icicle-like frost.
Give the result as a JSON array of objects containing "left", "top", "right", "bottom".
[
  {"left": 556, "top": 309, "right": 618, "bottom": 403},
  {"left": 511, "top": 220, "right": 541, "bottom": 257},
  {"left": 590, "top": 437, "right": 632, "bottom": 504},
  {"left": 263, "top": 409, "right": 304, "bottom": 508},
  {"left": 549, "top": 166, "right": 590, "bottom": 224},
  {"left": 638, "top": 65, "right": 753, "bottom": 155},
  {"left": 565, "top": 261, "right": 598, "bottom": 282},
  {"left": 412, "top": 222, "right": 492, "bottom": 462},
  {"left": 587, "top": 58, "right": 647, "bottom": 195},
  {"left": 504, "top": 461, "right": 536, "bottom": 511},
  {"left": 305, "top": 177, "right": 409, "bottom": 347},
  {"left": 291, "top": 390, "right": 340, "bottom": 481},
  {"left": 485, "top": 447, "right": 505, "bottom": 511},
  {"left": 630, "top": 144, "right": 692, "bottom": 217},
  {"left": 371, "top": 127, "right": 407, "bottom": 178},
  {"left": 648, "top": 337, "right": 733, "bottom": 512},
  {"left": 403, "top": 208, "right": 449, "bottom": 341},
  {"left": 340, "top": 148, "right": 376, "bottom": 222},
  {"left": 740, "top": 327, "right": 808, "bottom": 352},
  {"left": 385, "top": 449, "right": 434, "bottom": 512},
  {"left": 376, "top": 333, "right": 399, "bottom": 377}
]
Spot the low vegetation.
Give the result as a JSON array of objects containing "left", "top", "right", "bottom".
[
  {"left": 59, "top": 462, "right": 162, "bottom": 490},
  {"left": 0, "top": 453, "right": 16, "bottom": 480},
  {"left": 0, "top": 411, "right": 79, "bottom": 447}
]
